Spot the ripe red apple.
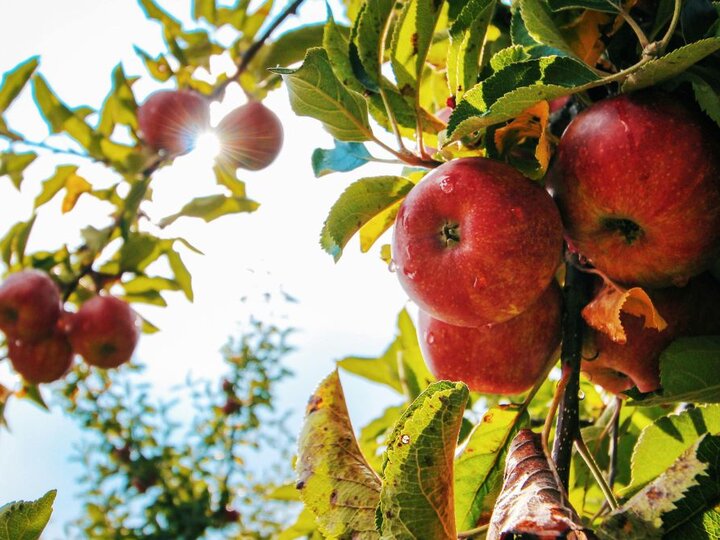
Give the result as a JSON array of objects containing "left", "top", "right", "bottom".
[
  {"left": 582, "top": 273, "right": 720, "bottom": 394},
  {"left": 392, "top": 157, "right": 563, "bottom": 327},
  {"left": 0, "top": 269, "right": 61, "bottom": 343},
  {"left": 216, "top": 101, "right": 284, "bottom": 171},
  {"left": 418, "top": 282, "right": 562, "bottom": 394},
  {"left": 137, "top": 89, "right": 210, "bottom": 155},
  {"left": 549, "top": 92, "right": 720, "bottom": 288},
  {"left": 67, "top": 295, "right": 140, "bottom": 368},
  {"left": 8, "top": 329, "right": 74, "bottom": 384}
]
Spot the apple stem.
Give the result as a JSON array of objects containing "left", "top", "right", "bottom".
[{"left": 552, "top": 253, "right": 593, "bottom": 488}]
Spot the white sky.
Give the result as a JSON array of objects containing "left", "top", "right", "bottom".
[{"left": 0, "top": 1, "right": 408, "bottom": 535}]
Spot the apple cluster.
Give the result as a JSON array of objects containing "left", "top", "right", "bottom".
[
  {"left": 393, "top": 91, "right": 720, "bottom": 396},
  {"left": 548, "top": 92, "right": 720, "bottom": 394},
  {"left": 137, "top": 90, "right": 284, "bottom": 170},
  {"left": 0, "top": 269, "right": 140, "bottom": 385},
  {"left": 392, "top": 157, "right": 564, "bottom": 394}
]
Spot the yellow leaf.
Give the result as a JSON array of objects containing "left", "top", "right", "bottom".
[
  {"left": 61, "top": 173, "right": 91, "bottom": 213},
  {"left": 359, "top": 199, "right": 403, "bottom": 253},
  {"left": 493, "top": 101, "right": 552, "bottom": 177},
  {"left": 582, "top": 280, "right": 668, "bottom": 344}
]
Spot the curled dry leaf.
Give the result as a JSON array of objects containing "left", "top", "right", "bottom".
[
  {"left": 493, "top": 101, "right": 552, "bottom": 178},
  {"left": 582, "top": 279, "right": 667, "bottom": 344},
  {"left": 487, "top": 429, "right": 596, "bottom": 540}
]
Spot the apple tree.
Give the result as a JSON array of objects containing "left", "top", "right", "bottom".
[{"left": 1, "top": 0, "right": 720, "bottom": 538}]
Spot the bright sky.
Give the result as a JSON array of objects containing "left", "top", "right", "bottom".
[{"left": 0, "top": 1, "right": 408, "bottom": 535}]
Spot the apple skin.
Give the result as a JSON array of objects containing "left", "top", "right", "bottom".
[
  {"left": 0, "top": 269, "right": 62, "bottom": 343},
  {"left": 8, "top": 329, "right": 74, "bottom": 384},
  {"left": 582, "top": 273, "right": 720, "bottom": 394},
  {"left": 67, "top": 295, "right": 140, "bottom": 369},
  {"left": 548, "top": 92, "right": 720, "bottom": 288},
  {"left": 216, "top": 101, "right": 284, "bottom": 171},
  {"left": 392, "top": 157, "right": 563, "bottom": 326},
  {"left": 418, "top": 281, "right": 562, "bottom": 394},
  {"left": 137, "top": 90, "right": 210, "bottom": 155}
]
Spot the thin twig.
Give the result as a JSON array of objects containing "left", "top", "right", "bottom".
[
  {"left": 9, "top": 138, "right": 96, "bottom": 161},
  {"left": 457, "top": 523, "right": 489, "bottom": 539},
  {"left": 619, "top": 10, "right": 650, "bottom": 49},
  {"left": 211, "top": 0, "right": 307, "bottom": 100},
  {"left": 655, "top": 0, "right": 683, "bottom": 55},
  {"left": 575, "top": 435, "right": 619, "bottom": 510},
  {"left": 608, "top": 397, "right": 622, "bottom": 489}
]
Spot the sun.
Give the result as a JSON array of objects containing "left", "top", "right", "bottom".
[{"left": 190, "top": 130, "right": 222, "bottom": 162}]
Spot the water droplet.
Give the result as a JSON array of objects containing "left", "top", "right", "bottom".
[
  {"left": 510, "top": 207, "right": 524, "bottom": 220},
  {"left": 427, "top": 332, "right": 436, "bottom": 345},
  {"left": 439, "top": 177, "right": 453, "bottom": 193},
  {"left": 400, "top": 434, "right": 411, "bottom": 445},
  {"left": 404, "top": 265, "right": 417, "bottom": 280},
  {"left": 578, "top": 390, "right": 586, "bottom": 400},
  {"left": 472, "top": 275, "right": 487, "bottom": 289},
  {"left": 388, "top": 260, "right": 397, "bottom": 273}
]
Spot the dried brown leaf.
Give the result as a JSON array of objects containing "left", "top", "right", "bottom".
[{"left": 487, "top": 429, "right": 596, "bottom": 539}]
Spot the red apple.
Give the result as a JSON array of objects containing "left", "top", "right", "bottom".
[
  {"left": 582, "top": 273, "right": 720, "bottom": 394},
  {"left": 418, "top": 282, "right": 562, "bottom": 394},
  {"left": 8, "top": 329, "right": 74, "bottom": 384},
  {"left": 392, "top": 157, "right": 563, "bottom": 326},
  {"left": 67, "top": 295, "right": 140, "bottom": 368},
  {"left": 0, "top": 269, "right": 61, "bottom": 343},
  {"left": 137, "top": 89, "right": 210, "bottom": 155},
  {"left": 549, "top": 92, "right": 720, "bottom": 288},
  {"left": 216, "top": 101, "right": 284, "bottom": 171}
]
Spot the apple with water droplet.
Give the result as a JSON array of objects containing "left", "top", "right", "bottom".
[
  {"left": 67, "top": 295, "right": 140, "bottom": 368},
  {"left": 419, "top": 282, "right": 562, "bottom": 394},
  {"left": 137, "top": 89, "right": 210, "bottom": 155},
  {"left": 216, "top": 101, "right": 283, "bottom": 171},
  {"left": 392, "top": 157, "right": 563, "bottom": 326},
  {"left": 0, "top": 269, "right": 61, "bottom": 343},
  {"left": 582, "top": 273, "right": 720, "bottom": 394},
  {"left": 549, "top": 92, "right": 720, "bottom": 287},
  {"left": 8, "top": 329, "right": 74, "bottom": 384}
]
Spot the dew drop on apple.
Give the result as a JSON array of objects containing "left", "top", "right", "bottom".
[
  {"left": 400, "top": 434, "right": 410, "bottom": 445},
  {"left": 510, "top": 207, "right": 524, "bottom": 220},
  {"left": 472, "top": 275, "right": 487, "bottom": 289},
  {"left": 426, "top": 332, "right": 436, "bottom": 345},
  {"left": 388, "top": 259, "right": 397, "bottom": 273},
  {"left": 439, "top": 177, "right": 453, "bottom": 193}
]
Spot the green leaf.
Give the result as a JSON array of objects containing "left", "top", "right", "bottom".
[
  {"left": 359, "top": 405, "right": 405, "bottom": 471},
  {"left": 686, "top": 72, "right": 720, "bottom": 127},
  {"left": 33, "top": 165, "right": 77, "bottom": 208},
  {"left": 118, "top": 234, "right": 158, "bottom": 272},
  {"left": 358, "top": 199, "right": 402, "bottom": 253},
  {"left": 622, "top": 38, "right": 720, "bottom": 92},
  {"left": 598, "top": 434, "right": 720, "bottom": 539},
  {"left": 297, "top": 370, "right": 381, "bottom": 539},
  {"left": 0, "top": 152, "right": 37, "bottom": 189},
  {"left": 519, "top": 0, "right": 574, "bottom": 56},
  {"left": 547, "top": 0, "right": 620, "bottom": 13},
  {"left": 138, "top": 0, "right": 182, "bottom": 35},
  {"left": 165, "top": 244, "right": 194, "bottom": 302},
  {"left": 98, "top": 65, "right": 138, "bottom": 136},
  {"left": 454, "top": 406, "right": 530, "bottom": 531},
  {"left": 0, "top": 216, "right": 37, "bottom": 266},
  {"left": 628, "top": 337, "right": 720, "bottom": 406},
  {"left": 320, "top": 175, "right": 413, "bottom": 261},
  {"left": 0, "top": 490, "right": 56, "bottom": 540},
  {"left": 353, "top": 0, "right": 395, "bottom": 90},
  {"left": 133, "top": 46, "right": 174, "bottom": 82},
  {"left": 378, "top": 381, "right": 469, "bottom": 539},
  {"left": 626, "top": 404, "right": 720, "bottom": 496},
  {"left": 159, "top": 194, "right": 260, "bottom": 227},
  {"left": 272, "top": 47, "right": 372, "bottom": 141},
  {"left": 338, "top": 308, "right": 433, "bottom": 398},
  {"left": 311, "top": 140, "right": 373, "bottom": 177},
  {"left": 259, "top": 24, "right": 326, "bottom": 74},
  {"left": 490, "top": 45, "right": 532, "bottom": 71},
  {"left": 447, "top": 56, "right": 599, "bottom": 139},
  {"left": 448, "top": 0, "right": 497, "bottom": 98},
  {"left": 192, "top": 0, "right": 216, "bottom": 23},
  {"left": 390, "top": 0, "right": 444, "bottom": 100},
  {"left": 277, "top": 506, "right": 320, "bottom": 540},
  {"left": 123, "top": 276, "right": 181, "bottom": 295},
  {"left": 0, "top": 57, "right": 39, "bottom": 113},
  {"left": 213, "top": 164, "right": 247, "bottom": 197}
]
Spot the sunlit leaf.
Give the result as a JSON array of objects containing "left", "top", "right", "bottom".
[
  {"left": 0, "top": 490, "right": 56, "bottom": 540},
  {"left": 272, "top": 48, "right": 372, "bottom": 142},
  {"left": 320, "top": 175, "right": 413, "bottom": 261},
  {"left": 311, "top": 140, "right": 373, "bottom": 177},
  {"left": 378, "top": 381, "right": 468, "bottom": 539},
  {"left": 454, "top": 406, "right": 530, "bottom": 531},
  {"left": 296, "top": 370, "right": 381, "bottom": 539},
  {"left": 0, "top": 151, "right": 37, "bottom": 189},
  {"left": 159, "top": 194, "right": 260, "bottom": 227},
  {"left": 0, "top": 57, "right": 39, "bottom": 113}
]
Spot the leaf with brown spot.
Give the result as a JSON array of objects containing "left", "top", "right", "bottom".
[
  {"left": 487, "top": 429, "right": 596, "bottom": 539},
  {"left": 296, "top": 370, "right": 381, "bottom": 539},
  {"left": 582, "top": 280, "right": 667, "bottom": 344}
]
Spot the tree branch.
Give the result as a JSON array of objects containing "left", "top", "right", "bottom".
[{"left": 552, "top": 253, "right": 593, "bottom": 488}]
